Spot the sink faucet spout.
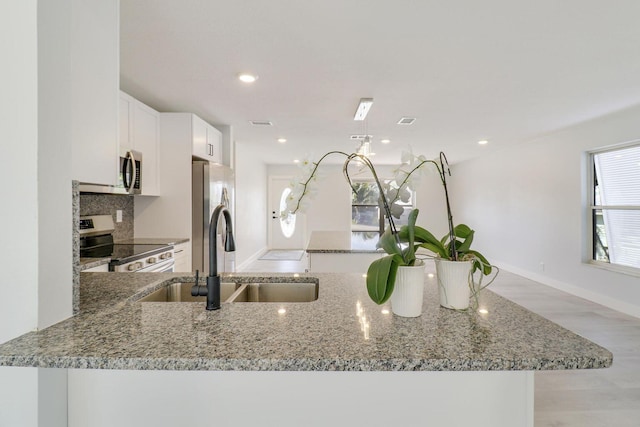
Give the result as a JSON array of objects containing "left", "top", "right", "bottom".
[
  {"left": 191, "top": 204, "right": 235, "bottom": 310},
  {"left": 207, "top": 204, "right": 235, "bottom": 310}
]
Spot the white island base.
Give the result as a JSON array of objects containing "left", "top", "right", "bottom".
[{"left": 68, "top": 369, "right": 533, "bottom": 427}]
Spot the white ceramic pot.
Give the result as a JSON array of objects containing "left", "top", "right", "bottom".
[
  {"left": 435, "top": 258, "right": 473, "bottom": 310},
  {"left": 390, "top": 260, "right": 426, "bottom": 317}
]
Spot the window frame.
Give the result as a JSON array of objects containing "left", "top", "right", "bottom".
[
  {"left": 587, "top": 140, "right": 640, "bottom": 277},
  {"left": 350, "top": 178, "right": 416, "bottom": 234}
]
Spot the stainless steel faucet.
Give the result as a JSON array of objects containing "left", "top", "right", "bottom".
[{"left": 191, "top": 204, "right": 235, "bottom": 310}]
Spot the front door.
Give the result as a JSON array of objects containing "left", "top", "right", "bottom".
[{"left": 268, "top": 176, "right": 306, "bottom": 249}]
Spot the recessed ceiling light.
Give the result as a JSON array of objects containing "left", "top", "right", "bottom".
[
  {"left": 381, "top": 139, "right": 391, "bottom": 144},
  {"left": 478, "top": 140, "right": 489, "bottom": 145},
  {"left": 277, "top": 138, "right": 287, "bottom": 143},
  {"left": 293, "top": 159, "right": 300, "bottom": 163},
  {"left": 238, "top": 73, "right": 258, "bottom": 83}
]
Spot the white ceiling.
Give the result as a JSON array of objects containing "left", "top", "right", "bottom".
[{"left": 120, "top": 0, "right": 640, "bottom": 165}]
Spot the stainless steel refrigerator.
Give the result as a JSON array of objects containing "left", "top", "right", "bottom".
[{"left": 192, "top": 160, "right": 235, "bottom": 275}]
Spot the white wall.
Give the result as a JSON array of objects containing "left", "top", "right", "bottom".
[
  {"left": 234, "top": 143, "right": 268, "bottom": 267},
  {"left": 266, "top": 160, "right": 453, "bottom": 249},
  {"left": 268, "top": 164, "right": 352, "bottom": 235},
  {"left": 1, "top": 0, "right": 39, "bottom": 345},
  {"left": 0, "top": 2, "right": 73, "bottom": 426},
  {"left": 449, "top": 105, "right": 640, "bottom": 317},
  {"left": 38, "top": 0, "right": 73, "bottom": 330}
]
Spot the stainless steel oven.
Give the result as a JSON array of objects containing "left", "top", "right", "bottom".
[
  {"left": 80, "top": 215, "right": 174, "bottom": 272},
  {"left": 109, "top": 246, "right": 175, "bottom": 272}
]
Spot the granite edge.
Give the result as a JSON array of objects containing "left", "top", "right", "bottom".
[{"left": 0, "top": 354, "right": 613, "bottom": 372}]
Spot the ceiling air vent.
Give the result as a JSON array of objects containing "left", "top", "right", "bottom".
[
  {"left": 249, "top": 120, "right": 273, "bottom": 126},
  {"left": 397, "top": 117, "right": 416, "bottom": 125}
]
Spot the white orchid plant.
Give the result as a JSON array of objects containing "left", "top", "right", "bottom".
[{"left": 283, "top": 149, "right": 493, "bottom": 305}]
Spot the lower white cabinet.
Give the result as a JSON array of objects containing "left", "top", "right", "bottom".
[{"left": 173, "top": 242, "right": 191, "bottom": 272}]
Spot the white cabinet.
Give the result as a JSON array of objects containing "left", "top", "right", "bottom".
[
  {"left": 119, "top": 91, "right": 161, "bottom": 196},
  {"left": 70, "top": 0, "right": 119, "bottom": 186},
  {"left": 173, "top": 242, "right": 192, "bottom": 273},
  {"left": 192, "top": 115, "right": 222, "bottom": 164}
]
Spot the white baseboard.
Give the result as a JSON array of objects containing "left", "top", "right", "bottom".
[
  {"left": 236, "top": 246, "right": 269, "bottom": 272},
  {"left": 496, "top": 261, "right": 640, "bottom": 319}
]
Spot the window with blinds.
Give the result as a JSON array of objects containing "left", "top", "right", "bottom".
[
  {"left": 350, "top": 180, "right": 414, "bottom": 233},
  {"left": 591, "top": 143, "right": 640, "bottom": 270}
]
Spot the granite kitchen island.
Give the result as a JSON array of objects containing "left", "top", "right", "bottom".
[
  {"left": 305, "top": 230, "right": 385, "bottom": 272},
  {"left": 0, "top": 271, "right": 612, "bottom": 427}
]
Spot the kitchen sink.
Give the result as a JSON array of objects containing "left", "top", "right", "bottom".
[
  {"left": 227, "top": 282, "right": 318, "bottom": 303},
  {"left": 137, "top": 281, "right": 318, "bottom": 303},
  {"left": 137, "top": 282, "right": 241, "bottom": 303}
]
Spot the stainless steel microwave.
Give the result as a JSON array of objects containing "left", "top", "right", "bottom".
[
  {"left": 117, "top": 149, "right": 142, "bottom": 194},
  {"left": 79, "top": 149, "right": 142, "bottom": 195}
]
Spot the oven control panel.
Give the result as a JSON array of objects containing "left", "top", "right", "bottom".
[{"left": 111, "top": 249, "right": 175, "bottom": 273}]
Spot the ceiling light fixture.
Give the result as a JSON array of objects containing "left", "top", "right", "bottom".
[
  {"left": 357, "top": 136, "right": 373, "bottom": 157},
  {"left": 381, "top": 139, "right": 391, "bottom": 144},
  {"left": 353, "top": 98, "right": 373, "bottom": 121},
  {"left": 238, "top": 73, "right": 258, "bottom": 83},
  {"left": 277, "top": 138, "right": 287, "bottom": 143},
  {"left": 478, "top": 139, "right": 489, "bottom": 145}
]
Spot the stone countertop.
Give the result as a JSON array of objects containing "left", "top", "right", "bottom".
[
  {"left": 0, "top": 271, "right": 612, "bottom": 372},
  {"left": 115, "top": 237, "right": 190, "bottom": 246},
  {"left": 306, "top": 230, "right": 384, "bottom": 253}
]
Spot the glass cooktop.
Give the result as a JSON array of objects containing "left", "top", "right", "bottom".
[{"left": 80, "top": 243, "right": 170, "bottom": 264}]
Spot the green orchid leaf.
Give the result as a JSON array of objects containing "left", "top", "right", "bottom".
[
  {"left": 405, "top": 209, "right": 419, "bottom": 262},
  {"left": 456, "top": 230, "right": 474, "bottom": 252},
  {"left": 453, "top": 224, "right": 473, "bottom": 238},
  {"left": 377, "top": 228, "right": 403, "bottom": 257},
  {"left": 466, "top": 249, "right": 492, "bottom": 275},
  {"left": 366, "top": 255, "right": 400, "bottom": 304},
  {"left": 417, "top": 242, "right": 448, "bottom": 258},
  {"left": 413, "top": 226, "right": 442, "bottom": 247}
]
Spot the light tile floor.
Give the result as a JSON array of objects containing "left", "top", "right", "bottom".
[{"left": 240, "top": 257, "right": 640, "bottom": 426}]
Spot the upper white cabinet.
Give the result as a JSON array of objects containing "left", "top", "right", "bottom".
[
  {"left": 119, "top": 91, "right": 160, "bottom": 196},
  {"left": 192, "top": 115, "right": 222, "bottom": 164},
  {"left": 70, "top": 0, "right": 119, "bottom": 186}
]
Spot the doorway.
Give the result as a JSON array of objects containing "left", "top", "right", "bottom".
[{"left": 268, "top": 176, "right": 306, "bottom": 249}]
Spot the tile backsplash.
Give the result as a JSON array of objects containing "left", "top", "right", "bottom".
[{"left": 80, "top": 193, "right": 134, "bottom": 241}]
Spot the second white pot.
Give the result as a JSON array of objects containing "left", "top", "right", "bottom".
[{"left": 435, "top": 258, "right": 473, "bottom": 310}]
